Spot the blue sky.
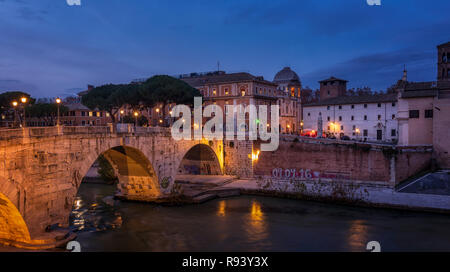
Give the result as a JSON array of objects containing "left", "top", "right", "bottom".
[{"left": 0, "top": 0, "right": 449, "bottom": 98}]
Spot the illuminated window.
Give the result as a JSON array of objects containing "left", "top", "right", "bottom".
[{"left": 89, "top": 112, "right": 93, "bottom": 117}]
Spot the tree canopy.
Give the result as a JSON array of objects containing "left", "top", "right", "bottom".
[
  {"left": 81, "top": 75, "right": 201, "bottom": 124},
  {"left": 0, "top": 91, "right": 34, "bottom": 112}
]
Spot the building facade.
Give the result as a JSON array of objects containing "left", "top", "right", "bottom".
[
  {"left": 303, "top": 93, "right": 398, "bottom": 142},
  {"left": 273, "top": 67, "right": 302, "bottom": 134}
]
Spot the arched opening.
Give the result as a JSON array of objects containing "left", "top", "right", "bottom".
[
  {"left": 177, "top": 144, "right": 222, "bottom": 176},
  {"left": 0, "top": 192, "right": 31, "bottom": 244},
  {"left": 71, "top": 146, "right": 159, "bottom": 234}
]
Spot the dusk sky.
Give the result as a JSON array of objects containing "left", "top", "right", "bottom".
[{"left": 0, "top": 0, "right": 449, "bottom": 98}]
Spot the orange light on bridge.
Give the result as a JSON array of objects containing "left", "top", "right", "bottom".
[
  {"left": 55, "top": 98, "right": 61, "bottom": 104},
  {"left": 134, "top": 112, "right": 139, "bottom": 117},
  {"left": 20, "top": 97, "right": 27, "bottom": 104},
  {"left": 251, "top": 150, "right": 260, "bottom": 162},
  {"left": 12, "top": 101, "right": 18, "bottom": 107}
]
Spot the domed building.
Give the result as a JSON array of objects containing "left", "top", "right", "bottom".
[
  {"left": 273, "top": 67, "right": 303, "bottom": 135},
  {"left": 273, "top": 67, "right": 302, "bottom": 97}
]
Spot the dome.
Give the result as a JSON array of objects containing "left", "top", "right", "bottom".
[{"left": 273, "top": 67, "right": 301, "bottom": 84}]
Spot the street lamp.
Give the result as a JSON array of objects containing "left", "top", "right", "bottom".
[
  {"left": 12, "top": 101, "right": 18, "bottom": 127},
  {"left": 20, "top": 97, "right": 28, "bottom": 128},
  {"left": 120, "top": 110, "right": 125, "bottom": 124},
  {"left": 55, "top": 98, "right": 61, "bottom": 126},
  {"left": 134, "top": 111, "right": 139, "bottom": 128},
  {"left": 355, "top": 128, "right": 360, "bottom": 141}
]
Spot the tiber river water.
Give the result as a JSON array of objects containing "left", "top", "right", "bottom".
[{"left": 70, "top": 183, "right": 450, "bottom": 252}]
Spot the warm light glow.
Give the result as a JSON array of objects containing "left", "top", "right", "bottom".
[
  {"left": 159, "top": 119, "right": 163, "bottom": 123},
  {"left": 156, "top": 108, "right": 160, "bottom": 113},
  {"left": 12, "top": 101, "right": 18, "bottom": 107},
  {"left": 217, "top": 200, "right": 226, "bottom": 217},
  {"left": 20, "top": 97, "right": 27, "bottom": 104},
  {"left": 134, "top": 112, "right": 139, "bottom": 117},
  {"left": 169, "top": 111, "right": 173, "bottom": 115},
  {"left": 287, "top": 124, "right": 291, "bottom": 129},
  {"left": 182, "top": 119, "right": 185, "bottom": 123},
  {"left": 251, "top": 150, "right": 260, "bottom": 162},
  {"left": 267, "top": 123, "right": 270, "bottom": 127},
  {"left": 355, "top": 128, "right": 360, "bottom": 134},
  {"left": 55, "top": 98, "right": 61, "bottom": 104},
  {"left": 120, "top": 110, "right": 124, "bottom": 114},
  {"left": 193, "top": 123, "right": 199, "bottom": 129},
  {"left": 300, "top": 121, "right": 304, "bottom": 127}
]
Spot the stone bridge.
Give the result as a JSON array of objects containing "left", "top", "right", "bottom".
[{"left": 0, "top": 126, "right": 253, "bottom": 247}]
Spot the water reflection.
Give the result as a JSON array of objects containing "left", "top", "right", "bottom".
[
  {"left": 217, "top": 200, "right": 226, "bottom": 217},
  {"left": 347, "top": 220, "right": 369, "bottom": 252},
  {"left": 70, "top": 193, "right": 122, "bottom": 233},
  {"left": 245, "top": 200, "right": 268, "bottom": 242}
]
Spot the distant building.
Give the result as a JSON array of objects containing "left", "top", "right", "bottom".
[
  {"left": 303, "top": 89, "right": 398, "bottom": 142},
  {"left": 396, "top": 41, "right": 450, "bottom": 169},
  {"left": 273, "top": 67, "right": 302, "bottom": 134},
  {"left": 319, "top": 77, "right": 348, "bottom": 100},
  {"left": 181, "top": 71, "right": 279, "bottom": 133}
]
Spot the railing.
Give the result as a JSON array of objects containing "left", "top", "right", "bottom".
[{"left": 0, "top": 125, "right": 173, "bottom": 140}]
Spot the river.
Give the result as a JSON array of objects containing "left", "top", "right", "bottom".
[{"left": 70, "top": 182, "right": 450, "bottom": 252}]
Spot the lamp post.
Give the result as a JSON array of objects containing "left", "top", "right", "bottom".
[
  {"left": 55, "top": 98, "right": 61, "bottom": 126},
  {"left": 12, "top": 101, "right": 18, "bottom": 128},
  {"left": 134, "top": 111, "right": 139, "bottom": 128},
  {"left": 20, "top": 97, "right": 27, "bottom": 128},
  {"left": 355, "top": 128, "right": 360, "bottom": 141},
  {"left": 120, "top": 110, "right": 125, "bottom": 124}
]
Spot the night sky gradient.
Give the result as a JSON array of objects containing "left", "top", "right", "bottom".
[{"left": 1, "top": 0, "right": 449, "bottom": 98}]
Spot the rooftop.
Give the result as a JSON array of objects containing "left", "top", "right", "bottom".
[
  {"left": 400, "top": 81, "right": 450, "bottom": 98},
  {"left": 319, "top": 76, "right": 348, "bottom": 83},
  {"left": 181, "top": 72, "right": 276, "bottom": 87},
  {"left": 304, "top": 93, "right": 397, "bottom": 107}
]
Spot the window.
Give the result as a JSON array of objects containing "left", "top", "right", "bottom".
[
  {"left": 409, "top": 110, "right": 419, "bottom": 118},
  {"left": 352, "top": 125, "right": 356, "bottom": 130},
  {"left": 363, "top": 129, "right": 368, "bottom": 137},
  {"left": 327, "top": 106, "right": 330, "bottom": 110},
  {"left": 425, "top": 109, "right": 433, "bottom": 118},
  {"left": 351, "top": 105, "right": 355, "bottom": 109},
  {"left": 364, "top": 104, "right": 368, "bottom": 108},
  {"left": 341, "top": 125, "right": 344, "bottom": 130},
  {"left": 378, "top": 115, "right": 381, "bottom": 120},
  {"left": 327, "top": 116, "right": 330, "bottom": 121},
  {"left": 364, "top": 115, "right": 367, "bottom": 120},
  {"left": 338, "top": 105, "right": 342, "bottom": 110},
  {"left": 351, "top": 116, "right": 354, "bottom": 121},
  {"left": 308, "top": 113, "right": 311, "bottom": 117},
  {"left": 392, "top": 114, "right": 395, "bottom": 120},
  {"left": 81, "top": 111, "right": 86, "bottom": 117},
  {"left": 392, "top": 102, "right": 396, "bottom": 107},
  {"left": 339, "top": 116, "right": 342, "bottom": 121},
  {"left": 377, "top": 103, "right": 381, "bottom": 108},
  {"left": 391, "top": 129, "right": 396, "bottom": 137},
  {"left": 328, "top": 126, "right": 330, "bottom": 131}
]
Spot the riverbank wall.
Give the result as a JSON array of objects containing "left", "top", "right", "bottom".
[{"left": 222, "top": 179, "right": 450, "bottom": 214}]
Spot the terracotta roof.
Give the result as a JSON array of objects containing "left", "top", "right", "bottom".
[
  {"left": 181, "top": 72, "right": 276, "bottom": 87},
  {"left": 64, "top": 103, "right": 91, "bottom": 111},
  {"left": 304, "top": 93, "right": 397, "bottom": 107}
]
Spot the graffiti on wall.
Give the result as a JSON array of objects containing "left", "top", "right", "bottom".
[{"left": 271, "top": 168, "right": 351, "bottom": 181}]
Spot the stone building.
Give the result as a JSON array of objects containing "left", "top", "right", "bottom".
[
  {"left": 273, "top": 67, "right": 302, "bottom": 134},
  {"left": 303, "top": 91, "right": 398, "bottom": 142},
  {"left": 396, "top": 41, "right": 450, "bottom": 168},
  {"left": 181, "top": 71, "right": 279, "bottom": 133}
]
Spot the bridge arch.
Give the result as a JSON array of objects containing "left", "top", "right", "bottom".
[
  {"left": 0, "top": 192, "right": 31, "bottom": 244},
  {"left": 177, "top": 144, "right": 223, "bottom": 175},
  {"left": 79, "top": 145, "right": 161, "bottom": 199}
]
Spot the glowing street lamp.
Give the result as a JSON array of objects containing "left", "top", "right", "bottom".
[
  {"left": 56, "top": 98, "right": 61, "bottom": 126},
  {"left": 12, "top": 101, "right": 18, "bottom": 127},
  {"left": 20, "top": 97, "right": 28, "bottom": 128},
  {"left": 134, "top": 111, "right": 139, "bottom": 128}
]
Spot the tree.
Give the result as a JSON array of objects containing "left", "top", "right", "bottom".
[
  {"left": 0, "top": 91, "right": 34, "bottom": 113},
  {"left": 139, "top": 75, "right": 201, "bottom": 125},
  {"left": 26, "top": 103, "right": 69, "bottom": 125},
  {"left": 97, "top": 155, "right": 117, "bottom": 183}
]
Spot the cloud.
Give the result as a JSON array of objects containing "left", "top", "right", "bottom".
[{"left": 302, "top": 48, "right": 436, "bottom": 90}]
